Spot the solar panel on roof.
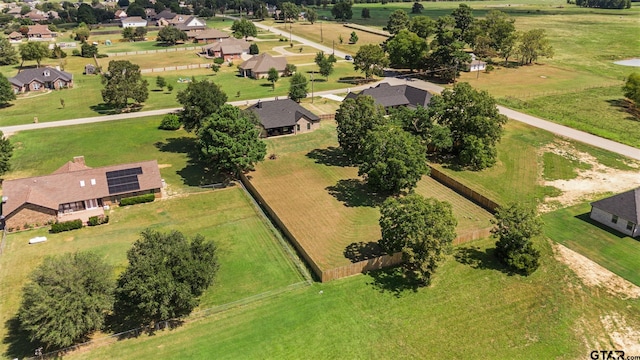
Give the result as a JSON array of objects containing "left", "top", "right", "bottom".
[{"left": 106, "top": 167, "right": 143, "bottom": 195}]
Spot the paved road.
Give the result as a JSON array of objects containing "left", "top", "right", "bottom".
[{"left": 2, "top": 20, "right": 639, "bottom": 162}]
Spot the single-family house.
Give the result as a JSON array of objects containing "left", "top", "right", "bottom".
[
  {"left": 7, "top": 7, "right": 22, "bottom": 18},
  {"left": 466, "top": 54, "right": 486, "bottom": 72},
  {"left": 8, "top": 31, "right": 23, "bottom": 42},
  {"left": 201, "top": 38, "right": 251, "bottom": 61},
  {"left": 170, "top": 15, "right": 206, "bottom": 32},
  {"left": 23, "top": 10, "right": 48, "bottom": 22},
  {"left": 152, "top": 9, "right": 177, "bottom": 26},
  {"left": 190, "top": 28, "right": 230, "bottom": 43},
  {"left": 590, "top": 188, "right": 640, "bottom": 237},
  {"left": 238, "top": 53, "right": 287, "bottom": 79},
  {"left": 115, "top": 9, "right": 127, "bottom": 19},
  {"left": 27, "top": 24, "right": 54, "bottom": 40},
  {"left": 344, "top": 83, "right": 433, "bottom": 110},
  {"left": 8, "top": 67, "right": 73, "bottom": 93},
  {"left": 121, "top": 16, "right": 148, "bottom": 28},
  {"left": 0, "top": 156, "right": 163, "bottom": 230},
  {"left": 247, "top": 99, "right": 321, "bottom": 137}
]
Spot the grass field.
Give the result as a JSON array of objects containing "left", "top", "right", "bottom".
[
  {"left": 63, "top": 236, "right": 640, "bottom": 359},
  {"left": 249, "top": 121, "right": 493, "bottom": 271},
  {"left": 543, "top": 202, "right": 640, "bottom": 286},
  {"left": 0, "top": 188, "right": 305, "bottom": 358}
]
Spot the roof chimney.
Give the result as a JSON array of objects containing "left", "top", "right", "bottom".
[{"left": 73, "top": 156, "right": 85, "bottom": 166}]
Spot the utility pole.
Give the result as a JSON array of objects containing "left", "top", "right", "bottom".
[
  {"left": 320, "top": 22, "right": 323, "bottom": 43},
  {"left": 311, "top": 72, "right": 314, "bottom": 103},
  {"left": 332, "top": 40, "right": 334, "bottom": 55}
]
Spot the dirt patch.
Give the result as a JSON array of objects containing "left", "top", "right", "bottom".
[
  {"left": 540, "top": 141, "right": 640, "bottom": 212},
  {"left": 600, "top": 313, "right": 640, "bottom": 354},
  {"left": 553, "top": 242, "right": 640, "bottom": 300},
  {"left": 158, "top": 163, "right": 172, "bottom": 169}
]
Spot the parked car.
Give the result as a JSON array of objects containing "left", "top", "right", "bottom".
[{"left": 345, "top": 55, "right": 353, "bottom": 61}]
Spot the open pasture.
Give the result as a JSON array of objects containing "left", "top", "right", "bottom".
[
  {"left": 0, "top": 188, "right": 304, "bottom": 358},
  {"left": 249, "top": 121, "right": 493, "bottom": 271}
]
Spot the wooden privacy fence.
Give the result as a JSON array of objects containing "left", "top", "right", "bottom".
[
  {"left": 319, "top": 114, "right": 335, "bottom": 121},
  {"left": 321, "top": 253, "right": 402, "bottom": 282},
  {"left": 429, "top": 167, "right": 501, "bottom": 213}
]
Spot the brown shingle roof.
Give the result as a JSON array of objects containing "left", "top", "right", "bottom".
[
  {"left": 1, "top": 158, "right": 162, "bottom": 217},
  {"left": 239, "top": 53, "right": 287, "bottom": 73}
]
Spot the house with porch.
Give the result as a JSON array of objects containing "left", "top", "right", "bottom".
[
  {"left": 247, "top": 99, "right": 321, "bottom": 137},
  {"left": 590, "top": 188, "right": 640, "bottom": 237},
  {"left": 0, "top": 156, "right": 163, "bottom": 231},
  {"left": 201, "top": 38, "right": 251, "bottom": 61},
  {"left": 344, "top": 82, "right": 433, "bottom": 111},
  {"left": 8, "top": 67, "right": 73, "bottom": 94},
  {"left": 27, "top": 24, "right": 54, "bottom": 41},
  {"left": 238, "top": 53, "right": 287, "bottom": 79}
]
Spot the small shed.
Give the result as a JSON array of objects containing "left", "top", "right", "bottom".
[{"left": 84, "top": 64, "right": 97, "bottom": 75}]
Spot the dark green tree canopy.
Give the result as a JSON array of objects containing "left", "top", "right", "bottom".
[
  {"left": 518, "top": 29, "right": 554, "bottom": 65},
  {"left": 353, "top": 44, "right": 389, "bottom": 79},
  {"left": 176, "top": 79, "right": 228, "bottom": 132},
  {"left": 623, "top": 72, "right": 640, "bottom": 109},
  {"left": 0, "top": 130, "right": 13, "bottom": 176},
  {"left": 288, "top": 72, "right": 308, "bottom": 102},
  {"left": 451, "top": 4, "right": 474, "bottom": 43},
  {"left": 427, "top": 16, "right": 470, "bottom": 83},
  {"left": 0, "top": 36, "right": 19, "bottom": 65},
  {"left": 19, "top": 41, "right": 50, "bottom": 67},
  {"left": 305, "top": 7, "right": 318, "bottom": 24},
  {"left": 385, "top": 29, "right": 429, "bottom": 72},
  {"left": 157, "top": 26, "right": 188, "bottom": 45},
  {"left": 267, "top": 67, "right": 279, "bottom": 89},
  {"left": 492, "top": 203, "right": 542, "bottom": 275},
  {"left": 0, "top": 73, "right": 16, "bottom": 107},
  {"left": 197, "top": 104, "right": 266, "bottom": 176},
  {"left": 18, "top": 252, "right": 114, "bottom": 349},
  {"left": 114, "top": 229, "right": 219, "bottom": 327},
  {"left": 411, "top": 2, "right": 424, "bottom": 14},
  {"left": 358, "top": 125, "right": 429, "bottom": 194},
  {"left": 331, "top": 0, "right": 352, "bottom": 21},
  {"left": 408, "top": 16, "right": 435, "bottom": 39},
  {"left": 280, "top": 2, "right": 300, "bottom": 23},
  {"left": 231, "top": 18, "right": 257, "bottom": 40},
  {"left": 379, "top": 194, "right": 457, "bottom": 285},
  {"left": 386, "top": 9, "right": 410, "bottom": 35},
  {"left": 101, "top": 60, "right": 149, "bottom": 110},
  {"left": 335, "top": 95, "right": 386, "bottom": 162}
]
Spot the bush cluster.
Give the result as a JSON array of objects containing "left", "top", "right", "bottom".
[
  {"left": 88, "top": 215, "right": 109, "bottom": 226},
  {"left": 50, "top": 219, "right": 83, "bottom": 233},
  {"left": 159, "top": 114, "right": 181, "bottom": 130},
  {"left": 120, "top": 193, "right": 155, "bottom": 206},
  {"left": 213, "top": 57, "right": 225, "bottom": 65}
]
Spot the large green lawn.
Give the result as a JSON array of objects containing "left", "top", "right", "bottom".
[
  {"left": 543, "top": 202, "right": 640, "bottom": 286},
  {"left": 64, "top": 236, "right": 640, "bottom": 359},
  {"left": 0, "top": 188, "right": 305, "bottom": 358}
]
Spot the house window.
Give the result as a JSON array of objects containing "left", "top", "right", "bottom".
[
  {"left": 627, "top": 221, "right": 633, "bottom": 231},
  {"left": 612, "top": 215, "right": 618, "bottom": 224},
  {"left": 307, "top": 123, "right": 311, "bottom": 130},
  {"left": 33, "top": 83, "right": 40, "bottom": 90},
  {"left": 296, "top": 124, "right": 300, "bottom": 131}
]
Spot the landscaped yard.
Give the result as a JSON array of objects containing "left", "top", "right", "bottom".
[
  {"left": 0, "top": 187, "right": 305, "bottom": 359},
  {"left": 63, "top": 236, "right": 640, "bottom": 359},
  {"left": 543, "top": 201, "right": 640, "bottom": 286},
  {"left": 249, "top": 121, "right": 494, "bottom": 272}
]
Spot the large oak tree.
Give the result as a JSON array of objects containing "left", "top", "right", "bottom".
[{"left": 101, "top": 60, "right": 149, "bottom": 110}]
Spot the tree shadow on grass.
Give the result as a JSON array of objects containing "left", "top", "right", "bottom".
[
  {"left": 3, "top": 316, "right": 39, "bottom": 359},
  {"left": 90, "top": 103, "right": 118, "bottom": 115},
  {"left": 575, "top": 212, "right": 627, "bottom": 239},
  {"left": 326, "top": 179, "right": 387, "bottom": 207},
  {"left": 454, "top": 246, "right": 512, "bottom": 275},
  {"left": 306, "top": 147, "right": 352, "bottom": 167},
  {"left": 344, "top": 241, "right": 383, "bottom": 263},
  {"left": 155, "top": 137, "right": 226, "bottom": 187},
  {"left": 366, "top": 267, "right": 420, "bottom": 298},
  {"left": 606, "top": 98, "right": 639, "bottom": 122}
]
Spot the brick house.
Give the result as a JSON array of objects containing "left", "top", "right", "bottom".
[
  {"left": 0, "top": 157, "right": 163, "bottom": 230},
  {"left": 8, "top": 67, "right": 73, "bottom": 94},
  {"left": 201, "top": 38, "right": 251, "bottom": 61},
  {"left": 27, "top": 24, "right": 54, "bottom": 41},
  {"left": 238, "top": 53, "right": 287, "bottom": 79},
  {"left": 344, "top": 83, "right": 433, "bottom": 111}
]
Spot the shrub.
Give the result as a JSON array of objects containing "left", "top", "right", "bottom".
[
  {"left": 72, "top": 49, "right": 81, "bottom": 56},
  {"left": 50, "top": 219, "right": 83, "bottom": 233},
  {"left": 213, "top": 57, "right": 224, "bottom": 64},
  {"left": 159, "top": 114, "right": 181, "bottom": 130},
  {"left": 88, "top": 215, "right": 109, "bottom": 226},
  {"left": 119, "top": 193, "right": 155, "bottom": 206}
]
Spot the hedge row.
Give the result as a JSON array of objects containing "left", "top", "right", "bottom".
[
  {"left": 88, "top": 215, "right": 109, "bottom": 227},
  {"left": 120, "top": 193, "right": 155, "bottom": 206},
  {"left": 50, "top": 219, "right": 83, "bottom": 233}
]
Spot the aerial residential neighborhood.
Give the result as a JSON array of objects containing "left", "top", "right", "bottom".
[{"left": 0, "top": 0, "right": 639, "bottom": 358}]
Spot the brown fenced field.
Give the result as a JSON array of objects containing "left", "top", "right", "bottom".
[{"left": 248, "top": 121, "right": 493, "bottom": 272}]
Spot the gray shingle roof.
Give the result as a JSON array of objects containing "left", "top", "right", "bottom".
[
  {"left": 239, "top": 53, "right": 287, "bottom": 73},
  {"left": 9, "top": 67, "right": 73, "bottom": 88},
  {"left": 248, "top": 99, "right": 320, "bottom": 129},
  {"left": 591, "top": 187, "right": 640, "bottom": 224},
  {"left": 344, "top": 83, "right": 432, "bottom": 108}
]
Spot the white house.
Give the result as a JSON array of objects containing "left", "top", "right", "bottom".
[
  {"left": 467, "top": 53, "right": 487, "bottom": 72},
  {"left": 122, "top": 16, "right": 148, "bottom": 28},
  {"left": 590, "top": 188, "right": 640, "bottom": 237}
]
